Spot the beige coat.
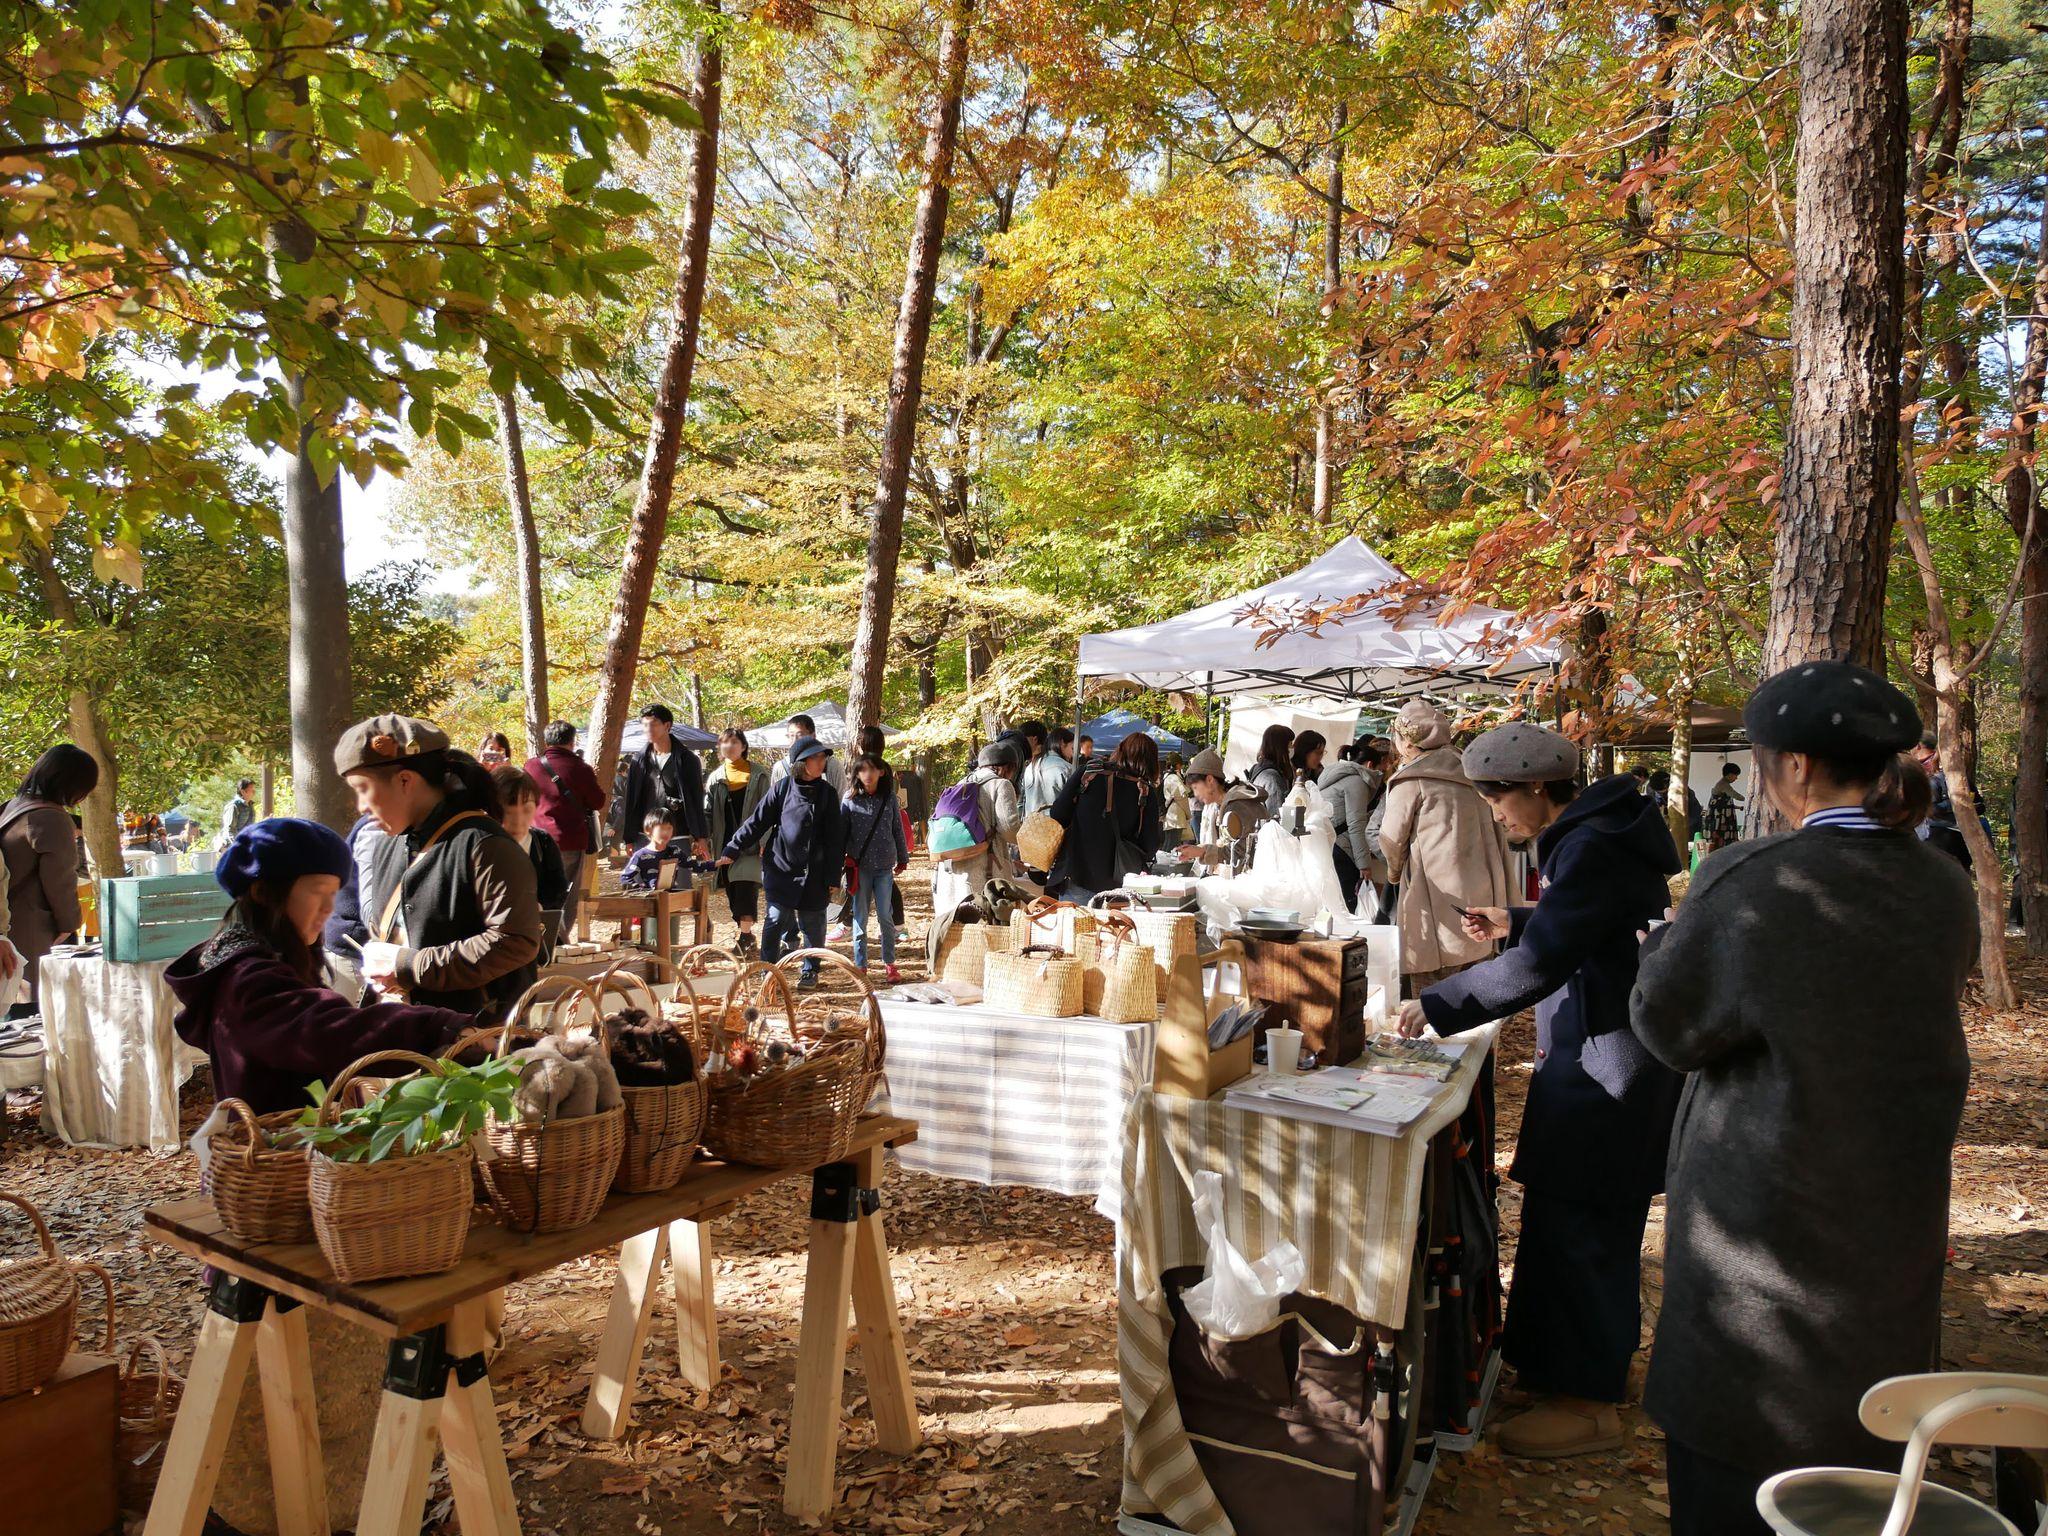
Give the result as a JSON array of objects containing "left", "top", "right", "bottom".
[{"left": 1377, "top": 748, "right": 1515, "bottom": 974}]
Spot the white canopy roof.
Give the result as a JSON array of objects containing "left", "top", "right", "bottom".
[
  {"left": 1077, "top": 537, "right": 1562, "bottom": 703},
  {"left": 746, "top": 701, "right": 898, "bottom": 751}
]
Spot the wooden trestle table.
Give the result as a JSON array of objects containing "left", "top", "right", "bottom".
[{"left": 139, "top": 1113, "right": 920, "bottom": 1536}]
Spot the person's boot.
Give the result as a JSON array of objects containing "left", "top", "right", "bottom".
[
  {"left": 1493, "top": 1396, "right": 1623, "bottom": 1458},
  {"left": 734, "top": 930, "right": 758, "bottom": 959}
]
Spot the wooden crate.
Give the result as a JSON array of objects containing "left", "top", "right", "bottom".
[
  {"left": 0, "top": 1352, "right": 118, "bottom": 1535},
  {"left": 99, "top": 872, "right": 228, "bottom": 963},
  {"left": 1243, "top": 936, "right": 1373, "bottom": 1068}
]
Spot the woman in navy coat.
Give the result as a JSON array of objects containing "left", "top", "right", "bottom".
[{"left": 1397, "top": 723, "right": 1682, "bottom": 1461}]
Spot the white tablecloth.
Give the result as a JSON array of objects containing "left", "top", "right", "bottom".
[
  {"left": 40, "top": 949, "right": 207, "bottom": 1151},
  {"left": 873, "top": 999, "right": 1154, "bottom": 1211}
]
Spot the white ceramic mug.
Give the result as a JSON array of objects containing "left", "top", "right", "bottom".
[{"left": 1267, "top": 1026, "right": 1304, "bottom": 1075}]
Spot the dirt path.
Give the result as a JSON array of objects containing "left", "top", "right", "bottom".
[{"left": 3, "top": 857, "right": 2041, "bottom": 1535}]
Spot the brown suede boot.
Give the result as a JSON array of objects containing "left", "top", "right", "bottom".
[{"left": 1494, "top": 1396, "right": 1624, "bottom": 1458}]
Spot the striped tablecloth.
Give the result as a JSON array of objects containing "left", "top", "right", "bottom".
[
  {"left": 872, "top": 1000, "right": 1154, "bottom": 1210},
  {"left": 1117, "top": 1024, "right": 1499, "bottom": 1536}
]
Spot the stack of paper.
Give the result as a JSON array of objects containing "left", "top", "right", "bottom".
[{"left": 1223, "top": 1065, "right": 1441, "bottom": 1136}]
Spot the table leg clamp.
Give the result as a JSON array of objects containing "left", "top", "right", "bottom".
[
  {"left": 811, "top": 1161, "right": 881, "bottom": 1224},
  {"left": 206, "top": 1272, "right": 285, "bottom": 1323}
]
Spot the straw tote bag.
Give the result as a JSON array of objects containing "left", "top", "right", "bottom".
[
  {"left": 1081, "top": 912, "right": 1158, "bottom": 1023},
  {"left": 983, "top": 944, "right": 1085, "bottom": 1018}
]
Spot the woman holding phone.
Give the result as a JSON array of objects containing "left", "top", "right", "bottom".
[{"left": 1395, "top": 722, "right": 1682, "bottom": 1461}]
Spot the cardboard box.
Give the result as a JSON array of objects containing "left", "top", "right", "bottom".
[
  {"left": 1154, "top": 943, "right": 1256, "bottom": 1099},
  {"left": 0, "top": 1351, "right": 118, "bottom": 1535}
]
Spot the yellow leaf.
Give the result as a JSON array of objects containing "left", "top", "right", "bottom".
[
  {"left": 91, "top": 540, "right": 145, "bottom": 590},
  {"left": 407, "top": 142, "right": 444, "bottom": 204},
  {"left": 16, "top": 479, "right": 63, "bottom": 515},
  {"left": 366, "top": 286, "right": 409, "bottom": 336}
]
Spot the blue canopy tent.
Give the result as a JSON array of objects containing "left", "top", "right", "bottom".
[
  {"left": 1079, "top": 708, "right": 1195, "bottom": 757},
  {"left": 618, "top": 718, "right": 719, "bottom": 757}
]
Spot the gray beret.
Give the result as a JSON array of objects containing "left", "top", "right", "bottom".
[
  {"left": 333, "top": 714, "right": 450, "bottom": 778},
  {"left": 1744, "top": 660, "right": 1919, "bottom": 755},
  {"left": 978, "top": 741, "right": 1020, "bottom": 770},
  {"left": 1461, "top": 722, "right": 1580, "bottom": 784}
]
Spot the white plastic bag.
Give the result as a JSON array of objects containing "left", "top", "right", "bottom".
[{"left": 1180, "top": 1169, "right": 1305, "bottom": 1339}]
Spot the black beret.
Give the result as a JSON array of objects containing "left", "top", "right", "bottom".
[{"left": 1744, "top": 661, "right": 1920, "bottom": 755}]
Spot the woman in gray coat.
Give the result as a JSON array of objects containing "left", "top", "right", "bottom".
[
  {"left": 1631, "top": 662, "right": 1977, "bottom": 1536},
  {"left": 1, "top": 743, "right": 98, "bottom": 1014}
]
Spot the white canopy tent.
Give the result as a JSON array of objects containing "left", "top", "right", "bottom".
[
  {"left": 745, "top": 701, "right": 899, "bottom": 752},
  {"left": 1077, "top": 537, "right": 1563, "bottom": 705}
]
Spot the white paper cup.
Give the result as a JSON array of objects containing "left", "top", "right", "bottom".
[{"left": 1267, "top": 1026, "right": 1304, "bottom": 1075}]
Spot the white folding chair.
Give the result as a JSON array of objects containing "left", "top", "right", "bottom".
[{"left": 1758, "top": 1372, "right": 2048, "bottom": 1536}]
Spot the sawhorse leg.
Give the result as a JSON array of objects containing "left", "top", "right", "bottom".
[
  {"left": 358, "top": 1298, "right": 518, "bottom": 1536},
  {"left": 784, "top": 1154, "right": 921, "bottom": 1520},
  {"left": 581, "top": 1218, "right": 721, "bottom": 1440},
  {"left": 146, "top": 1276, "right": 328, "bottom": 1536}
]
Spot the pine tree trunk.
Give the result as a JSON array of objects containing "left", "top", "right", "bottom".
[
  {"left": 586, "top": 21, "right": 723, "bottom": 795},
  {"left": 27, "top": 547, "right": 121, "bottom": 874},
  {"left": 844, "top": 0, "right": 974, "bottom": 731},
  {"left": 1311, "top": 101, "right": 1345, "bottom": 526},
  {"left": 496, "top": 388, "right": 550, "bottom": 759},
  {"left": 1760, "top": 0, "right": 1908, "bottom": 677},
  {"left": 2005, "top": 174, "right": 2048, "bottom": 953}
]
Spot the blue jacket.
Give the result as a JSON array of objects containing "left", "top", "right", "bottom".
[
  {"left": 722, "top": 772, "right": 846, "bottom": 908},
  {"left": 620, "top": 840, "right": 687, "bottom": 892},
  {"left": 1420, "top": 774, "right": 1683, "bottom": 1205}
]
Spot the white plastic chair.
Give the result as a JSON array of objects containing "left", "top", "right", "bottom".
[{"left": 1758, "top": 1372, "right": 2048, "bottom": 1536}]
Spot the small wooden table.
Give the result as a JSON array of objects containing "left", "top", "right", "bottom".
[
  {"left": 141, "top": 1113, "right": 920, "bottom": 1536},
  {"left": 577, "top": 884, "right": 711, "bottom": 965}
]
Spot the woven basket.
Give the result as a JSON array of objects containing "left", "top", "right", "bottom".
[
  {"left": 934, "top": 919, "right": 1013, "bottom": 987},
  {"left": 593, "top": 964, "right": 706, "bottom": 1195},
  {"left": 116, "top": 1333, "right": 183, "bottom": 1509},
  {"left": 0, "top": 1191, "right": 114, "bottom": 1398},
  {"left": 1093, "top": 897, "right": 1196, "bottom": 1016},
  {"left": 1015, "top": 811, "right": 1065, "bottom": 872},
  {"left": 462, "top": 977, "right": 624, "bottom": 1234},
  {"left": 984, "top": 944, "right": 1086, "bottom": 1018},
  {"left": 702, "top": 953, "right": 884, "bottom": 1168},
  {"left": 206, "top": 1098, "right": 313, "bottom": 1245},
  {"left": 1080, "top": 914, "right": 1158, "bottom": 1023},
  {"left": 307, "top": 1051, "right": 476, "bottom": 1285},
  {"left": 1009, "top": 897, "right": 1096, "bottom": 956}
]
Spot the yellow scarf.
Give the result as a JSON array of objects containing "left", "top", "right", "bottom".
[{"left": 721, "top": 760, "right": 752, "bottom": 790}]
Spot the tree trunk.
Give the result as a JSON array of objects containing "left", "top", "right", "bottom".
[
  {"left": 585, "top": 20, "right": 723, "bottom": 797},
  {"left": 2004, "top": 172, "right": 2048, "bottom": 952},
  {"left": 27, "top": 547, "right": 121, "bottom": 875},
  {"left": 278, "top": 375, "right": 357, "bottom": 831},
  {"left": 844, "top": 0, "right": 974, "bottom": 731},
  {"left": 1667, "top": 630, "right": 1697, "bottom": 864},
  {"left": 259, "top": 761, "right": 274, "bottom": 818},
  {"left": 1311, "top": 100, "right": 1345, "bottom": 526},
  {"left": 496, "top": 388, "right": 550, "bottom": 759},
  {"left": 1760, "top": 0, "right": 1908, "bottom": 677}
]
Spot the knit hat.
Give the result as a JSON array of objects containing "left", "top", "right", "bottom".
[
  {"left": 1744, "top": 660, "right": 1920, "bottom": 756},
  {"left": 334, "top": 714, "right": 450, "bottom": 778},
  {"left": 1186, "top": 748, "right": 1227, "bottom": 780},
  {"left": 215, "top": 817, "right": 353, "bottom": 899},
  {"left": 1461, "top": 722, "right": 1581, "bottom": 784},
  {"left": 1393, "top": 701, "right": 1453, "bottom": 753},
  {"left": 978, "top": 741, "right": 1020, "bottom": 770}
]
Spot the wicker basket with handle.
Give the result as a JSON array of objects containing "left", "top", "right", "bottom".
[
  {"left": 1008, "top": 896, "right": 1096, "bottom": 956},
  {"left": 205, "top": 1097, "right": 313, "bottom": 1245},
  {"left": 1079, "top": 912, "right": 1159, "bottom": 1023},
  {"left": 0, "top": 1191, "right": 115, "bottom": 1398},
  {"left": 1014, "top": 810, "right": 1065, "bottom": 873},
  {"left": 934, "top": 918, "right": 1013, "bottom": 987},
  {"left": 701, "top": 953, "right": 884, "bottom": 1168},
  {"left": 983, "top": 943, "right": 1086, "bottom": 1018},
  {"left": 593, "top": 960, "right": 706, "bottom": 1194},
  {"left": 116, "top": 1333, "right": 184, "bottom": 1509},
  {"left": 457, "top": 977, "right": 624, "bottom": 1234},
  {"left": 307, "top": 1050, "right": 477, "bottom": 1285}
]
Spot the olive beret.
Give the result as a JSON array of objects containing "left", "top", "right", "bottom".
[
  {"left": 1743, "top": 660, "right": 1920, "bottom": 755},
  {"left": 333, "top": 714, "right": 451, "bottom": 778},
  {"left": 1461, "top": 722, "right": 1581, "bottom": 784}
]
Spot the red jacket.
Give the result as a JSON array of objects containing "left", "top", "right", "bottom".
[{"left": 524, "top": 748, "right": 606, "bottom": 853}]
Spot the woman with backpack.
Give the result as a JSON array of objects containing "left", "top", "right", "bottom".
[
  {"left": 927, "top": 742, "right": 1024, "bottom": 928},
  {"left": 842, "top": 754, "right": 910, "bottom": 982},
  {"left": 1249, "top": 724, "right": 1295, "bottom": 816},
  {"left": 1049, "top": 733, "right": 1165, "bottom": 906}
]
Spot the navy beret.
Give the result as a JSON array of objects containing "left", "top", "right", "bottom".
[
  {"left": 1744, "top": 660, "right": 1920, "bottom": 755},
  {"left": 216, "top": 817, "right": 354, "bottom": 899}
]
